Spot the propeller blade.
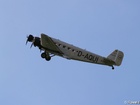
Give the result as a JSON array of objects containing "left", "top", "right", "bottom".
[
  {"left": 26, "top": 34, "right": 34, "bottom": 45},
  {"left": 26, "top": 36, "right": 29, "bottom": 45},
  {"left": 30, "top": 43, "right": 34, "bottom": 48},
  {"left": 26, "top": 41, "right": 28, "bottom": 45}
]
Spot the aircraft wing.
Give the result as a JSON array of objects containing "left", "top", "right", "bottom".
[{"left": 41, "top": 34, "right": 63, "bottom": 55}]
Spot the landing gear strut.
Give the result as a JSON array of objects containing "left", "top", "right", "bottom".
[{"left": 41, "top": 52, "right": 51, "bottom": 61}]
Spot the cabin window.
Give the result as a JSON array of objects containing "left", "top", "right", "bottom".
[{"left": 63, "top": 46, "right": 66, "bottom": 48}]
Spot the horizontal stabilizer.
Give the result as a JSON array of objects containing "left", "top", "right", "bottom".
[{"left": 107, "top": 50, "right": 124, "bottom": 66}]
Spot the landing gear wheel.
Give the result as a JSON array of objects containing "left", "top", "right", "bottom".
[
  {"left": 45, "top": 56, "right": 51, "bottom": 61},
  {"left": 41, "top": 53, "right": 46, "bottom": 58},
  {"left": 41, "top": 52, "right": 51, "bottom": 61}
]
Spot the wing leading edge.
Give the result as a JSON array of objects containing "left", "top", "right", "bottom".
[{"left": 40, "top": 33, "right": 63, "bottom": 55}]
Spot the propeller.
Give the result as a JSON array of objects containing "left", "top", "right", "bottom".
[
  {"left": 26, "top": 34, "right": 34, "bottom": 45},
  {"left": 26, "top": 34, "right": 41, "bottom": 50}
]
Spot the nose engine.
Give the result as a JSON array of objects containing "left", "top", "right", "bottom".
[
  {"left": 26, "top": 34, "right": 41, "bottom": 48},
  {"left": 26, "top": 35, "right": 34, "bottom": 43},
  {"left": 26, "top": 34, "right": 51, "bottom": 61}
]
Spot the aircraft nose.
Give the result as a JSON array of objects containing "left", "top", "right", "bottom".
[
  {"left": 27, "top": 35, "right": 34, "bottom": 42},
  {"left": 26, "top": 34, "right": 34, "bottom": 45}
]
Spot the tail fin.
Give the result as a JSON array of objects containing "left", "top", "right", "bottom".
[{"left": 107, "top": 50, "right": 124, "bottom": 66}]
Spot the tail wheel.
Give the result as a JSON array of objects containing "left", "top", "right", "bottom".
[{"left": 112, "top": 66, "right": 115, "bottom": 70}]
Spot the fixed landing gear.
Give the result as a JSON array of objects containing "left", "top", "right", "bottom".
[
  {"left": 111, "top": 66, "right": 114, "bottom": 70},
  {"left": 41, "top": 52, "right": 51, "bottom": 61}
]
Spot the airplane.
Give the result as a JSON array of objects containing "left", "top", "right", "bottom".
[{"left": 26, "top": 33, "right": 124, "bottom": 70}]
